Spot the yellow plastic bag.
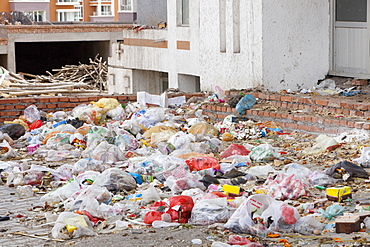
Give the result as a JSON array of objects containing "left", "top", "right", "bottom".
[{"left": 91, "top": 98, "right": 120, "bottom": 113}]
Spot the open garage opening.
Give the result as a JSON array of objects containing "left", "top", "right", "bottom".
[{"left": 15, "top": 41, "right": 110, "bottom": 75}]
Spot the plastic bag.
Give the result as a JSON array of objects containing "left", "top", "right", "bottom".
[
  {"left": 247, "top": 164, "right": 275, "bottom": 177},
  {"left": 318, "top": 204, "right": 345, "bottom": 220},
  {"left": 132, "top": 108, "right": 166, "bottom": 128},
  {"left": 51, "top": 212, "right": 96, "bottom": 239},
  {"left": 224, "top": 194, "right": 298, "bottom": 236},
  {"left": 91, "top": 98, "right": 120, "bottom": 113},
  {"left": 106, "top": 105, "right": 126, "bottom": 120},
  {"left": 41, "top": 179, "right": 81, "bottom": 205},
  {"left": 141, "top": 183, "right": 161, "bottom": 205},
  {"left": 0, "top": 124, "right": 25, "bottom": 140},
  {"left": 93, "top": 168, "right": 137, "bottom": 192},
  {"left": 294, "top": 216, "right": 325, "bottom": 235},
  {"left": 0, "top": 140, "right": 18, "bottom": 160},
  {"left": 236, "top": 94, "right": 256, "bottom": 115},
  {"left": 249, "top": 144, "right": 279, "bottom": 162},
  {"left": 164, "top": 165, "right": 205, "bottom": 193},
  {"left": 220, "top": 144, "right": 250, "bottom": 159},
  {"left": 353, "top": 146, "right": 370, "bottom": 168},
  {"left": 188, "top": 123, "right": 218, "bottom": 136},
  {"left": 304, "top": 135, "right": 339, "bottom": 155},
  {"left": 189, "top": 198, "right": 230, "bottom": 225},
  {"left": 326, "top": 160, "right": 369, "bottom": 179},
  {"left": 167, "top": 195, "right": 194, "bottom": 223},
  {"left": 91, "top": 141, "right": 125, "bottom": 163},
  {"left": 73, "top": 158, "right": 104, "bottom": 174},
  {"left": 24, "top": 105, "right": 40, "bottom": 123},
  {"left": 185, "top": 157, "right": 220, "bottom": 172}
]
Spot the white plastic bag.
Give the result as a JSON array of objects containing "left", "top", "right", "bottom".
[
  {"left": 189, "top": 198, "right": 230, "bottom": 225},
  {"left": 51, "top": 212, "right": 96, "bottom": 239}
]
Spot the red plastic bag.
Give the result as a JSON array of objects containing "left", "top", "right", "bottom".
[
  {"left": 144, "top": 211, "right": 164, "bottom": 224},
  {"left": 168, "top": 196, "right": 194, "bottom": 223},
  {"left": 29, "top": 120, "right": 43, "bottom": 130},
  {"left": 228, "top": 235, "right": 251, "bottom": 245},
  {"left": 185, "top": 157, "right": 220, "bottom": 171},
  {"left": 281, "top": 204, "right": 297, "bottom": 224},
  {"left": 220, "top": 144, "right": 250, "bottom": 159},
  {"left": 149, "top": 201, "right": 167, "bottom": 211}
]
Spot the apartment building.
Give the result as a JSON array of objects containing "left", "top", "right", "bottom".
[
  {"left": 0, "top": 0, "right": 137, "bottom": 22},
  {"left": 108, "top": 0, "right": 329, "bottom": 94}
]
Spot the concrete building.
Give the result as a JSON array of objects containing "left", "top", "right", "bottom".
[
  {"left": 108, "top": 0, "right": 365, "bottom": 94},
  {"left": 0, "top": 24, "right": 130, "bottom": 75},
  {"left": 0, "top": 0, "right": 137, "bottom": 23}
]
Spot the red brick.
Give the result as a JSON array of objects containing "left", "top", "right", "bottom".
[
  {"left": 202, "top": 105, "right": 207, "bottom": 110},
  {"left": 293, "top": 115, "right": 299, "bottom": 121},
  {"left": 49, "top": 98, "right": 59, "bottom": 103},
  {"left": 275, "top": 102, "right": 282, "bottom": 108},
  {"left": 347, "top": 121, "right": 355, "bottom": 128},
  {"left": 4, "top": 105, "right": 14, "bottom": 110},
  {"left": 287, "top": 114, "right": 294, "bottom": 120},
  {"left": 216, "top": 106, "right": 222, "bottom": 111},
  {"left": 328, "top": 101, "right": 341, "bottom": 108},
  {"left": 358, "top": 104, "right": 368, "bottom": 111},
  {"left": 286, "top": 122, "right": 298, "bottom": 129},
  {"left": 335, "top": 108, "right": 343, "bottom": 114},
  {"left": 276, "top": 113, "right": 282, "bottom": 118},
  {"left": 88, "top": 96, "right": 99, "bottom": 101},
  {"left": 269, "top": 112, "right": 276, "bottom": 118},
  {"left": 0, "top": 105, "right": 4, "bottom": 110},
  {"left": 298, "top": 115, "right": 305, "bottom": 122},
  {"left": 246, "top": 110, "right": 252, "bottom": 115},
  {"left": 332, "top": 119, "right": 340, "bottom": 126},
  {"left": 270, "top": 95, "right": 281, "bottom": 101},
  {"left": 227, "top": 107, "right": 233, "bottom": 113},
  {"left": 232, "top": 108, "right": 237, "bottom": 113},
  {"left": 303, "top": 98, "right": 315, "bottom": 105},
  {"left": 329, "top": 108, "right": 336, "bottom": 114},
  {"left": 252, "top": 110, "right": 258, "bottom": 116},
  {"left": 281, "top": 96, "right": 292, "bottom": 102},
  {"left": 3, "top": 111, "right": 20, "bottom": 116},
  {"left": 316, "top": 99, "right": 328, "bottom": 106},
  {"left": 298, "top": 124, "right": 311, "bottom": 132},
  {"left": 355, "top": 111, "right": 364, "bottom": 116},
  {"left": 47, "top": 104, "right": 57, "bottom": 108},
  {"left": 0, "top": 99, "right": 18, "bottom": 104},
  {"left": 37, "top": 104, "right": 47, "bottom": 109},
  {"left": 304, "top": 116, "right": 312, "bottom": 122},
  {"left": 69, "top": 97, "right": 80, "bottom": 102},
  {"left": 324, "top": 119, "right": 331, "bottom": 125},
  {"left": 217, "top": 114, "right": 227, "bottom": 119},
  {"left": 263, "top": 112, "right": 269, "bottom": 117},
  {"left": 291, "top": 103, "right": 299, "bottom": 109},
  {"left": 298, "top": 104, "right": 305, "bottom": 110},
  {"left": 15, "top": 105, "right": 26, "bottom": 109},
  {"left": 343, "top": 109, "right": 350, "bottom": 115},
  {"left": 19, "top": 98, "right": 36, "bottom": 103},
  {"left": 339, "top": 120, "right": 347, "bottom": 126},
  {"left": 355, "top": 122, "right": 364, "bottom": 129},
  {"left": 310, "top": 126, "right": 323, "bottom": 132},
  {"left": 38, "top": 98, "right": 50, "bottom": 103},
  {"left": 281, "top": 113, "right": 289, "bottom": 119},
  {"left": 58, "top": 103, "right": 76, "bottom": 108},
  {"left": 281, "top": 103, "right": 288, "bottom": 109},
  {"left": 363, "top": 123, "right": 370, "bottom": 130},
  {"left": 311, "top": 117, "right": 318, "bottom": 123}
]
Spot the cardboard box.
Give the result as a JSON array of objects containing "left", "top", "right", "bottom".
[
  {"left": 326, "top": 186, "right": 352, "bottom": 202},
  {"left": 335, "top": 215, "right": 361, "bottom": 233}
]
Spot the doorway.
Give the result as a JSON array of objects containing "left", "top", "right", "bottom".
[{"left": 332, "top": 0, "right": 370, "bottom": 77}]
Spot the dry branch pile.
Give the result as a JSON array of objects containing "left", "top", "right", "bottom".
[{"left": 0, "top": 55, "right": 108, "bottom": 97}]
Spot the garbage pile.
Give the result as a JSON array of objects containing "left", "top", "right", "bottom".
[{"left": 1, "top": 94, "right": 370, "bottom": 246}]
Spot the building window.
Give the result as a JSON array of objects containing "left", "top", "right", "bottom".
[
  {"left": 75, "top": 6, "right": 83, "bottom": 19},
  {"left": 58, "top": 11, "right": 79, "bottom": 21},
  {"left": 120, "top": 0, "right": 132, "bottom": 11},
  {"left": 27, "top": 11, "right": 45, "bottom": 22},
  {"left": 101, "top": 5, "right": 112, "bottom": 15},
  {"left": 182, "top": 0, "right": 189, "bottom": 25}
]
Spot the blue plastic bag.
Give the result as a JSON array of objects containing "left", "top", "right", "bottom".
[{"left": 235, "top": 94, "right": 256, "bottom": 115}]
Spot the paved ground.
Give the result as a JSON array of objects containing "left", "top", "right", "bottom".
[{"left": 0, "top": 185, "right": 54, "bottom": 247}]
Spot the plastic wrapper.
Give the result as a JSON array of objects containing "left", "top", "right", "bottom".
[
  {"left": 72, "top": 104, "right": 106, "bottom": 125},
  {"left": 236, "top": 94, "right": 256, "bottom": 115},
  {"left": 141, "top": 183, "right": 161, "bottom": 205},
  {"left": 143, "top": 126, "right": 178, "bottom": 139},
  {"left": 45, "top": 132, "right": 73, "bottom": 148},
  {"left": 0, "top": 123, "right": 25, "bottom": 140},
  {"left": 16, "top": 185, "right": 34, "bottom": 197},
  {"left": 185, "top": 157, "right": 220, "bottom": 172},
  {"left": 24, "top": 104, "right": 40, "bottom": 123},
  {"left": 132, "top": 108, "right": 166, "bottom": 128},
  {"left": 224, "top": 194, "right": 299, "bottom": 236},
  {"left": 294, "top": 216, "right": 325, "bottom": 235},
  {"left": 318, "top": 204, "right": 345, "bottom": 220},
  {"left": 309, "top": 170, "right": 337, "bottom": 187},
  {"left": 73, "top": 158, "right": 104, "bottom": 174},
  {"left": 151, "top": 130, "right": 177, "bottom": 144},
  {"left": 189, "top": 198, "right": 230, "bottom": 225},
  {"left": 51, "top": 212, "right": 96, "bottom": 239},
  {"left": 188, "top": 122, "right": 218, "bottom": 136},
  {"left": 220, "top": 144, "right": 251, "bottom": 159},
  {"left": 249, "top": 144, "right": 279, "bottom": 162},
  {"left": 93, "top": 168, "right": 137, "bottom": 192},
  {"left": 45, "top": 149, "right": 81, "bottom": 162},
  {"left": 91, "top": 141, "right": 125, "bottom": 163}
]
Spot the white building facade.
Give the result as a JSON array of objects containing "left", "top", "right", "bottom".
[{"left": 108, "top": 0, "right": 360, "bottom": 94}]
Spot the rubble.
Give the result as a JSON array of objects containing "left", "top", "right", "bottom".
[
  {"left": 0, "top": 55, "right": 108, "bottom": 97},
  {"left": 0, "top": 91, "right": 370, "bottom": 246}
]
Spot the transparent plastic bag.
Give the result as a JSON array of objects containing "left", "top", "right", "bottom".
[
  {"left": 73, "top": 158, "right": 104, "bottom": 174},
  {"left": 93, "top": 168, "right": 137, "bottom": 192},
  {"left": 220, "top": 144, "right": 251, "bottom": 159},
  {"left": 51, "top": 212, "right": 96, "bottom": 239},
  {"left": 353, "top": 146, "right": 370, "bottom": 167},
  {"left": 294, "top": 216, "right": 325, "bottom": 235},
  {"left": 91, "top": 141, "right": 125, "bottom": 163},
  {"left": 24, "top": 105, "right": 40, "bottom": 123},
  {"left": 249, "top": 144, "right": 279, "bottom": 162},
  {"left": 189, "top": 198, "right": 230, "bottom": 225},
  {"left": 107, "top": 105, "right": 126, "bottom": 120}
]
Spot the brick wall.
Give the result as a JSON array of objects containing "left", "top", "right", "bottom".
[
  {"left": 0, "top": 93, "right": 204, "bottom": 123},
  {"left": 201, "top": 91, "right": 370, "bottom": 135},
  {"left": 0, "top": 38, "right": 7, "bottom": 45},
  {"left": 0, "top": 24, "right": 132, "bottom": 34}
]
